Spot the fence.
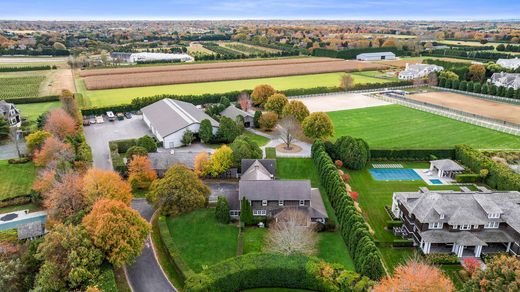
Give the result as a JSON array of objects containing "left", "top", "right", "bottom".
[
  {"left": 287, "top": 85, "right": 417, "bottom": 99},
  {"left": 431, "top": 86, "right": 520, "bottom": 106},
  {"left": 371, "top": 92, "right": 520, "bottom": 136}
]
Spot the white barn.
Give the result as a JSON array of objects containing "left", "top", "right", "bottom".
[
  {"left": 141, "top": 99, "right": 219, "bottom": 149},
  {"left": 497, "top": 58, "right": 520, "bottom": 70},
  {"left": 128, "top": 52, "right": 194, "bottom": 63},
  {"left": 356, "top": 52, "right": 396, "bottom": 61}
]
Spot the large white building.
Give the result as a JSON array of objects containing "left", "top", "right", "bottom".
[
  {"left": 489, "top": 72, "right": 520, "bottom": 90},
  {"left": 356, "top": 52, "right": 396, "bottom": 61},
  {"left": 141, "top": 99, "right": 219, "bottom": 149},
  {"left": 398, "top": 63, "right": 444, "bottom": 80},
  {"left": 497, "top": 58, "right": 520, "bottom": 70},
  {"left": 111, "top": 52, "right": 194, "bottom": 64}
]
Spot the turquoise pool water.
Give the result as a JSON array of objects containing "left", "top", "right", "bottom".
[
  {"left": 369, "top": 168, "right": 421, "bottom": 181},
  {"left": 430, "top": 179, "right": 443, "bottom": 185}
]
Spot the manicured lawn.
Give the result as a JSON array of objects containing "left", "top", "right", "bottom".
[
  {"left": 378, "top": 247, "right": 415, "bottom": 273},
  {"left": 243, "top": 227, "right": 267, "bottom": 254},
  {"left": 166, "top": 208, "right": 239, "bottom": 273},
  {"left": 0, "top": 160, "right": 37, "bottom": 200},
  {"left": 243, "top": 130, "right": 270, "bottom": 147},
  {"left": 16, "top": 101, "right": 60, "bottom": 122},
  {"left": 0, "top": 203, "right": 41, "bottom": 214},
  {"left": 80, "top": 71, "right": 395, "bottom": 107},
  {"left": 317, "top": 232, "right": 355, "bottom": 270},
  {"left": 328, "top": 105, "right": 520, "bottom": 149}
]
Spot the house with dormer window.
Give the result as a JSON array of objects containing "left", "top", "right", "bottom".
[
  {"left": 0, "top": 100, "right": 21, "bottom": 127},
  {"left": 391, "top": 187, "right": 520, "bottom": 258}
]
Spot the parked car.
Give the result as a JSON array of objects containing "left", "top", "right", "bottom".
[
  {"left": 89, "top": 115, "right": 96, "bottom": 124},
  {"left": 116, "top": 112, "right": 125, "bottom": 121},
  {"left": 106, "top": 111, "right": 115, "bottom": 122},
  {"left": 124, "top": 112, "right": 132, "bottom": 119},
  {"left": 83, "top": 118, "right": 90, "bottom": 126},
  {"left": 95, "top": 116, "right": 104, "bottom": 124}
]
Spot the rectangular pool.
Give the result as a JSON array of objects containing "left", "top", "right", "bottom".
[
  {"left": 429, "top": 179, "right": 444, "bottom": 185},
  {"left": 369, "top": 168, "right": 422, "bottom": 181}
]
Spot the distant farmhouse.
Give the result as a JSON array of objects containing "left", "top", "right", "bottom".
[
  {"left": 398, "top": 63, "right": 444, "bottom": 80},
  {"left": 489, "top": 72, "right": 520, "bottom": 90},
  {"left": 356, "top": 52, "right": 396, "bottom": 61},
  {"left": 225, "top": 159, "right": 328, "bottom": 224},
  {"left": 220, "top": 105, "right": 254, "bottom": 128},
  {"left": 141, "top": 99, "right": 219, "bottom": 149},
  {"left": 0, "top": 100, "right": 21, "bottom": 127},
  {"left": 392, "top": 188, "right": 520, "bottom": 258},
  {"left": 111, "top": 52, "right": 194, "bottom": 64},
  {"left": 497, "top": 57, "right": 520, "bottom": 70}
]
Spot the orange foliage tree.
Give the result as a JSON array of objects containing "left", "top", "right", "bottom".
[
  {"left": 44, "top": 173, "right": 86, "bottom": 222},
  {"left": 82, "top": 199, "right": 151, "bottom": 267},
  {"left": 375, "top": 260, "right": 455, "bottom": 292},
  {"left": 44, "top": 108, "right": 78, "bottom": 140},
  {"left": 251, "top": 84, "right": 276, "bottom": 107},
  {"left": 128, "top": 155, "right": 157, "bottom": 190},
  {"left": 32, "top": 169, "right": 57, "bottom": 195},
  {"left": 82, "top": 168, "right": 133, "bottom": 208},
  {"left": 193, "top": 151, "right": 210, "bottom": 176},
  {"left": 33, "top": 136, "right": 74, "bottom": 167}
]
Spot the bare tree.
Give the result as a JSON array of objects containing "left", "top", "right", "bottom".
[
  {"left": 340, "top": 73, "right": 355, "bottom": 90},
  {"left": 277, "top": 116, "right": 302, "bottom": 150},
  {"left": 238, "top": 92, "right": 251, "bottom": 111},
  {"left": 427, "top": 72, "right": 438, "bottom": 86},
  {"left": 264, "top": 209, "right": 318, "bottom": 256}
]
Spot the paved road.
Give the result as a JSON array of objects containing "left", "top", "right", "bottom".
[{"left": 126, "top": 199, "right": 176, "bottom": 292}]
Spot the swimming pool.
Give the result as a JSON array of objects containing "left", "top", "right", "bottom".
[
  {"left": 369, "top": 168, "right": 422, "bottom": 181},
  {"left": 429, "top": 179, "right": 443, "bottom": 185}
]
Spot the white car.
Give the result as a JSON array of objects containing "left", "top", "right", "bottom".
[
  {"left": 95, "top": 116, "right": 104, "bottom": 124},
  {"left": 106, "top": 111, "right": 116, "bottom": 122}
]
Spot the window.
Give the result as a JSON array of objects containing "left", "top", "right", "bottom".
[
  {"left": 429, "top": 222, "right": 443, "bottom": 229},
  {"left": 299, "top": 200, "right": 305, "bottom": 206},
  {"left": 262, "top": 200, "right": 267, "bottom": 207},
  {"left": 229, "top": 210, "right": 240, "bottom": 216},
  {"left": 460, "top": 224, "right": 471, "bottom": 230},
  {"left": 452, "top": 225, "right": 458, "bottom": 229},
  {"left": 439, "top": 214, "right": 445, "bottom": 219},
  {"left": 473, "top": 225, "right": 479, "bottom": 229},
  {"left": 278, "top": 200, "right": 284, "bottom": 206},
  {"left": 484, "top": 222, "right": 499, "bottom": 229},
  {"left": 488, "top": 213, "right": 500, "bottom": 219},
  {"left": 253, "top": 210, "right": 266, "bottom": 216}
]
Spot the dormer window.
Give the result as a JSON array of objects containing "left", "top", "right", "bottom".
[
  {"left": 460, "top": 224, "right": 471, "bottom": 230},
  {"left": 485, "top": 222, "right": 499, "bottom": 229},
  {"left": 262, "top": 200, "right": 267, "bottom": 207},
  {"left": 439, "top": 214, "right": 445, "bottom": 219},
  {"left": 299, "top": 200, "right": 305, "bottom": 206},
  {"left": 429, "top": 222, "right": 443, "bottom": 229},
  {"left": 278, "top": 200, "right": 284, "bottom": 206},
  {"left": 488, "top": 213, "right": 500, "bottom": 219}
]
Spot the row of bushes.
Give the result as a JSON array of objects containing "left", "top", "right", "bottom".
[
  {"left": 423, "top": 58, "right": 470, "bottom": 79},
  {"left": 424, "top": 49, "right": 515, "bottom": 61},
  {"left": 438, "top": 77, "right": 520, "bottom": 100},
  {"left": 455, "top": 173, "right": 481, "bottom": 183},
  {"left": 185, "top": 253, "right": 373, "bottom": 292},
  {"left": 157, "top": 216, "right": 194, "bottom": 282},
  {"left": 370, "top": 148, "right": 455, "bottom": 161},
  {"left": 0, "top": 48, "right": 70, "bottom": 56},
  {"left": 312, "top": 47, "right": 409, "bottom": 59},
  {"left": 455, "top": 145, "right": 520, "bottom": 191},
  {"left": 0, "top": 65, "right": 56, "bottom": 72},
  {"left": 312, "top": 140, "right": 385, "bottom": 280},
  {"left": 438, "top": 43, "right": 495, "bottom": 51},
  {"left": 9, "top": 95, "right": 60, "bottom": 104}
]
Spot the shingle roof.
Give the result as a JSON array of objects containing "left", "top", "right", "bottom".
[
  {"left": 241, "top": 160, "right": 273, "bottom": 180},
  {"left": 141, "top": 99, "right": 219, "bottom": 138},
  {"left": 241, "top": 159, "right": 276, "bottom": 176},
  {"left": 221, "top": 105, "right": 253, "bottom": 120},
  {"left": 148, "top": 151, "right": 198, "bottom": 170},
  {"left": 430, "top": 159, "right": 465, "bottom": 171},
  {"left": 17, "top": 221, "right": 44, "bottom": 240},
  {"left": 239, "top": 180, "right": 311, "bottom": 201}
]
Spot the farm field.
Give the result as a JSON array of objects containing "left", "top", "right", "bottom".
[
  {"left": 439, "top": 40, "right": 505, "bottom": 47},
  {"left": 0, "top": 160, "right": 37, "bottom": 201},
  {"left": 328, "top": 105, "right": 520, "bottom": 149},
  {"left": 220, "top": 42, "right": 280, "bottom": 54},
  {"left": 80, "top": 71, "right": 394, "bottom": 107},
  {"left": 373, "top": 56, "right": 475, "bottom": 67},
  {"left": 0, "top": 75, "right": 46, "bottom": 99},
  {"left": 80, "top": 57, "right": 386, "bottom": 89}
]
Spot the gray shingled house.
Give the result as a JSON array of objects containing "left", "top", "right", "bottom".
[
  {"left": 391, "top": 188, "right": 520, "bottom": 258},
  {"left": 228, "top": 159, "right": 328, "bottom": 223},
  {"left": 0, "top": 100, "right": 21, "bottom": 126},
  {"left": 220, "top": 105, "right": 254, "bottom": 128}
]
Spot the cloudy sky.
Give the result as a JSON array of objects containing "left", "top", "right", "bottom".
[{"left": 1, "top": 0, "right": 519, "bottom": 21}]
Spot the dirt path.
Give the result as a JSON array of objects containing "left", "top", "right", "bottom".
[
  {"left": 47, "top": 69, "right": 75, "bottom": 94},
  {"left": 406, "top": 91, "right": 520, "bottom": 124}
]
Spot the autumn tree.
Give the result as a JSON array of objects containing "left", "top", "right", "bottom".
[
  {"left": 259, "top": 111, "right": 278, "bottom": 131},
  {"left": 128, "top": 155, "right": 157, "bottom": 190},
  {"left": 251, "top": 84, "right": 276, "bottom": 107},
  {"left": 33, "top": 169, "right": 57, "bottom": 195},
  {"left": 282, "top": 100, "right": 310, "bottom": 123},
  {"left": 264, "top": 93, "right": 288, "bottom": 115},
  {"left": 206, "top": 145, "right": 233, "bottom": 177},
  {"left": 375, "top": 259, "right": 455, "bottom": 292},
  {"left": 462, "top": 257, "right": 481, "bottom": 277},
  {"left": 340, "top": 74, "right": 355, "bottom": 90},
  {"left": 238, "top": 92, "right": 251, "bottom": 111},
  {"left": 33, "top": 136, "right": 74, "bottom": 167},
  {"left": 229, "top": 135, "right": 262, "bottom": 169},
  {"left": 464, "top": 255, "right": 520, "bottom": 291},
  {"left": 82, "top": 168, "right": 133, "bottom": 208},
  {"left": 60, "top": 90, "right": 80, "bottom": 122},
  {"left": 34, "top": 224, "right": 104, "bottom": 291},
  {"left": 44, "top": 108, "right": 77, "bottom": 140},
  {"left": 468, "top": 64, "right": 486, "bottom": 83},
  {"left": 265, "top": 209, "right": 317, "bottom": 256},
  {"left": 194, "top": 151, "right": 210, "bottom": 176},
  {"left": 302, "top": 112, "right": 334, "bottom": 140},
  {"left": 147, "top": 164, "right": 210, "bottom": 216},
  {"left": 44, "top": 173, "right": 86, "bottom": 223},
  {"left": 25, "top": 130, "right": 51, "bottom": 153},
  {"left": 277, "top": 116, "right": 302, "bottom": 150},
  {"left": 82, "top": 199, "right": 151, "bottom": 267}
]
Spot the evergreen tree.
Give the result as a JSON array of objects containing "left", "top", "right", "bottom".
[
  {"left": 215, "top": 196, "right": 231, "bottom": 224},
  {"left": 199, "top": 119, "right": 214, "bottom": 144},
  {"left": 240, "top": 197, "right": 254, "bottom": 225}
]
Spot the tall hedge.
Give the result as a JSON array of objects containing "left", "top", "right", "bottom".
[
  {"left": 311, "top": 140, "right": 385, "bottom": 280},
  {"left": 185, "top": 253, "right": 373, "bottom": 292},
  {"left": 312, "top": 47, "right": 409, "bottom": 59},
  {"left": 370, "top": 148, "right": 455, "bottom": 161},
  {"left": 455, "top": 145, "right": 520, "bottom": 191}
]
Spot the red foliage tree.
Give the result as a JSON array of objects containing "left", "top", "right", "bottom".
[
  {"left": 463, "top": 257, "right": 481, "bottom": 276},
  {"left": 33, "top": 136, "right": 74, "bottom": 167},
  {"left": 334, "top": 160, "right": 343, "bottom": 168},
  {"left": 128, "top": 155, "right": 157, "bottom": 190},
  {"left": 44, "top": 108, "right": 78, "bottom": 140},
  {"left": 349, "top": 191, "right": 358, "bottom": 201},
  {"left": 44, "top": 173, "right": 86, "bottom": 221}
]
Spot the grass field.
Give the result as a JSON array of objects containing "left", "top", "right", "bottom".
[
  {"left": 0, "top": 160, "right": 37, "bottom": 200},
  {"left": 328, "top": 105, "right": 520, "bottom": 149},
  {"left": 0, "top": 75, "right": 46, "bottom": 99},
  {"left": 80, "top": 71, "right": 393, "bottom": 107},
  {"left": 243, "top": 131, "right": 270, "bottom": 147},
  {"left": 16, "top": 101, "right": 60, "bottom": 122},
  {"left": 166, "top": 208, "right": 239, "bottom": 273}
]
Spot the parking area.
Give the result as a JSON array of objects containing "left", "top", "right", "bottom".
[
  {"left": 293, "top": 92, "right": 390, "bottom": 113},
  {"left": 84, "top": 115, "right": 153, "bottom": 170}
]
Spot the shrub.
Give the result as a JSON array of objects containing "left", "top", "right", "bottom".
[
  {"left": 391, "top": 239, "right": 414, "bottom": 247},
  {"left": 215, "top": 116, "right": 242, "bottom": 143},
  {"left": 455, "top": 173, "right": 480, "bottom": 183},
  {"left": 199, "top": 119, "right": 214, "bottom": 144},
  {"left": 253, "top": 111, "right": 262, "bottom": 128},
  {"left": 302, "top": 112, "right": 334, "bottom": 140},
  {"left": 334, "top": 160, "right": 343, "bottom": 168},
  {"left": 258, "top": 111, "right": 278, "bottom": 131},
  {"left": 137, "top": 135, "right": 157, "bottom": 152},
  {"left": 425, "top": 253, "right": 459, "bottom": 265},
  {"left": 240, "top": 197, "right": 254, "bottom": 226},
  {"left": 110, "top": 139, "right": 137, "bottom": 154},
  {"left": 215, "top": 196, "right": 231, "bottom": 224},
  {"left": 386, "top": 220, "right": 403, "bottom": 229},
  {"left": 126, "top": 146, "right": 148, "bottom": 159}
]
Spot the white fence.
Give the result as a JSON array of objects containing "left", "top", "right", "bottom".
[
  {"left": 431, "top": 86, "right": 520, "bottom": 105},
  {"left": 287, "top": 85, "right": 417, "bottom": 99}
]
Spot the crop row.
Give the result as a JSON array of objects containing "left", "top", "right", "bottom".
[{"left": 0, "top": 75, "right": 45, "bottom": 99}]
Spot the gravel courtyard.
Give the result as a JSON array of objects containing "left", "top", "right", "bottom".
[{"left": 293, "top": 92, "right": 390, "bottom": 112}]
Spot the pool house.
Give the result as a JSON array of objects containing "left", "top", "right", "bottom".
[{"left": 429, "top": 159, "right": 464, "bottom": 179}]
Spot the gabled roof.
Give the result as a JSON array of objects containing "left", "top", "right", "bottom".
[
  {"left": 221, "top": 105, "right": 253, "bottom": 120},
  {"left": 17, "top": 221, "right": 44, "bottom": 240},
  {"left": 239, "top": 180, "right": 311, "bottom": 201},
  {"left": 241, "top": 159, "right": 276, "bottom": 176},
  {"left": 241, "top": 160, "right": 273, "bottom": 180},
  {"left": 141, "top": 99, "right": 219, "bottom": 138},
  {"left": 430, "top": 159, "right": 464, "bottom": 171}
]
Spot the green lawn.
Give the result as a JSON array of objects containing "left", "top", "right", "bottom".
[
  {"left": 440, "top": 265, "right": 466, "bottom": 291},
  {"left": 317, "top": 232, "right": 355, "bottom": 270},
  {"left": 16, "top": 101, "right": 60, "bottom": 122},
  {"left": 243, "top": 131, "right": 270, "bottom": 147},
  {"left": 80, "top": 71, "right": 394, "bottom": 107},
  {"left": 328, "top": 105, "right": 520, "bottom": 149},
  {"left": 0, "top": 203, "right": 41, "bottom": 214},
  {"left": 166, "top": 208, "right": 239, "bottom": 273},
  {"left": 0, "top": 160, "right": 37, "bottom": 200},
  {"left": 243, "top": 227, "right": 267, "bottom": 254}
]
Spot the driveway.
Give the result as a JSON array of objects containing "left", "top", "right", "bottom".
[
  {"left": 0, "top": 141, "right": 27, "bottom": 160},
  {"left": 126, "top": 199, "right": 176, "bottom": 292},
  {"left": 84, "top": 115, "right": 152, "bottom": 170}
]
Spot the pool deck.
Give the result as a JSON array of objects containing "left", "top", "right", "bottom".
[{"left": 413, "top": 168, "right": 454, "bottom": 185}]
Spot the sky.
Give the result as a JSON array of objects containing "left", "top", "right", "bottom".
[{"left": 0, "top": 0, "right": 519, "bottom": 21}]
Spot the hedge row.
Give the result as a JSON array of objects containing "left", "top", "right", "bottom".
[
  {"left": 455, "top": 173, "right": 480, "bottom": 183},
  {"left": 424, "top": 49, "right": 515, "bottom": 61},
  {"left": 312, "top": 47, "right": 409, "bottom": 59},
  {"left": 158, "top": 216, "right": 194, "bottom": 281},
  {"left": 185, "top": 253, "right": 373, "bottom": 292},
  {"left": 9, "top": 95, "right": 60, "bottom": 104},
  {"left": 0, "top": 65, "right": 56, "bottom": 72},
  {"left": 438, "top": 77, "right": 520, "bottom": 100},
  {"left": 423, "top": 58, "right": 470, "bottom": 79},
  {"left": 455, "top": 145, "right": 520, "bottom": 191},
  {"left": 312, "top": 140, "right": 385, "bottom": 280},
  {"left": 370, "top": 149, "right": 455, "bottom": 161}
]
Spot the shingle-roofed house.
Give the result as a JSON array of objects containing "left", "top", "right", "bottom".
[
  {"left": 17, "top": 221, "right": 44, "bottom": 240},
  {"left": 398, "top": 63, "right": 444, "bottom": 80},
  {"left": 0, "top": 100, "right": 21, "bottom": 127},
  {"left": 221, "top": 105, "right": 254, "bottom": 128},
  {"left": 391, "top": 189, "right": 520, "bottom": 257},
  {"left": 489, "top": 72, "right": 520, "bottom": 90},
  {"left": 141, "top": 99, "right": 219, "bottom": 149},
  {"left": 429, "top": 159, "right": 465, "bottom": 179}
]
